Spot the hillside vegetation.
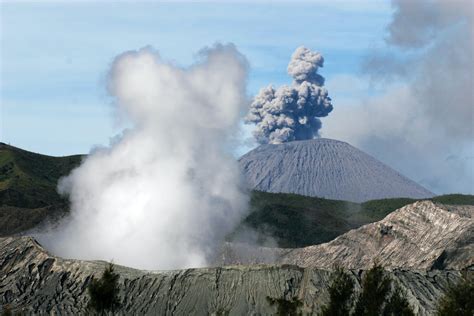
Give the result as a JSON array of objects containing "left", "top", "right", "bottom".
[
  {"left": 243, "top": 191, "right": 474, "bottom": 247},
  {"left": 0, "top": 143, "right": 83, "bottom": 235},
  {"left": 0, "top": 143, "right": 83, "bottom": 208},
  {"left": 1, "top": 142, "right": 472, "bottom": 248}
]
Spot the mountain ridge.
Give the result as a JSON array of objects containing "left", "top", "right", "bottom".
[
  {"left": 219, "top": 200, "right": 474, "bottom": 270},
  {"left": 0, "top": 142, "right": 472, "bottom": 249},
  {"left": 0, "top": 235, "right": 469, "bottom": 315}
]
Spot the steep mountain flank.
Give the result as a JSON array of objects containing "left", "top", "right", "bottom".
[
  {"left": 220, "top": 201, "right": 474, "bottom": 270},
  {"left": 280, "top": 201, "right": 474, "bottom": 269},
  {"left": 0, "top": 236, "right": 468, "bottom": 315},
  {"left": 239, "top": 138, "right": 434, "bottom": 202}
]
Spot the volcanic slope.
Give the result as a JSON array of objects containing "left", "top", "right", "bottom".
[
  {"left": 239, "top": 138, "right": 434, "bottom": 202},
  {"left": 220, "top": 201, "right": 474, "bottom": 270},
  {"left": 1, "top": 235, "right": 470, "bottom": 315},
  {"left": 280, "top": 200, "right": 474, "bottom": 269}
]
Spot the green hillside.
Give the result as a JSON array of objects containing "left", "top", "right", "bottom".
[
  {"left": 0, "top": 143, "right": 83, "bottom": 235},
  {"left": 0, "top": 142, "right": 472, "bottom": 248},
  {"left": 0, "top": 143, "right": 83, "bottom": 208}
]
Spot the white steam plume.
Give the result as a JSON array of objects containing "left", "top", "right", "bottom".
[
  {"left": 246, "top": 46, "right": 333, "bottom": 144},
  {"left": 42, "top": 44, "right": 250, "bottom": 270}
]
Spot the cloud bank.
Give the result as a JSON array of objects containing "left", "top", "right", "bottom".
[
  {"left": 246, "top": 47, "right": 333, "bottom": 144},
  {"left": 324, "top": 0, "right": 473, "bottom": 194},
  {"left": 42, "top": 44, "right": 250, "bottom": 270}
]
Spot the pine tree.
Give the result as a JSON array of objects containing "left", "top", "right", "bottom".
[
  {"left": 353, "top": 263, "right": 392, "bottom": 316},
  {"left": 383, "top": 283, "right": 415, "bottom": 316},
  {"left": 87, "top": 263, "right": 121, "bottom": 315},
  {"left": 320, "top": 263, "right": 414, "bottom": 316},
  {"left": 320, "top": 266, "right": 355, "bottom": 316}
]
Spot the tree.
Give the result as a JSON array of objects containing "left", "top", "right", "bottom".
[
  {"left": 321, "top": 263, "right": 414, "bottom": 316},
  {"left": 267, "top": 296, "right": 303, "bottom": 316},
  {"left": 436, "top": 276, "right": 474, "bottom": 316},
  {"left": 353, "top": 263, "right": 392, "bottom": 316},
  {"left": 87, "top": 263, "right": 121, "bottom": 315},
  {"left": 320, "top": 266, "right": 355, "bottom": 316},
  {"left": 383, "top": 283, "right": 415, "bottom": 316}
]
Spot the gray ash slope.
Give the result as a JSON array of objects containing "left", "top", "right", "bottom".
[{"left": 239, "top": 138, "right": 433, "bottom": 202}]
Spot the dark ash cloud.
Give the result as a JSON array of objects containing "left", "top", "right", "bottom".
[{"left": 246, "top": 47, "right": 333, "bottom": 144}]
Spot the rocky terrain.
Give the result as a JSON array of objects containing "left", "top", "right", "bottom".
[
  {"left": 280, "top": 201, "right": 474, "bottom": 269},
  {"left": 239, "top": 138, "right": 434, "bottom": 202},
  {"left": 219, "top": 201, "right": 474, "bottom": 270},
  {"left": 0, "top": 235, "right": 469, "bottom": 315}
]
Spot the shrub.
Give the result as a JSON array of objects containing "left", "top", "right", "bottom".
[
  {"left": 0, "top": 305, "right": 22, "bottom": 316},
  {"left": 436, "top": 276, "right": 474, "bottom": 316},
  {"left": 1, "top": 305, "right": 12, "bottom": 316},
  {"left": 267, "top": 296, "right": 303, "bottom": 316},
  {"left": 87, "top": 263, "right": 121, "bottom": 315}
]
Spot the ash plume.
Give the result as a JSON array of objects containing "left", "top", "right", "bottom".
[
  {"left": 246, "top": 46, "right": 333, "bottom": 144},
  {"left": 41, "top": 44, "right": 250, "bottom": 270}
]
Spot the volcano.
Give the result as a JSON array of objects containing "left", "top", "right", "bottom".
[{"left": 239, "top": 138, "right": 433, "bottom": 202}]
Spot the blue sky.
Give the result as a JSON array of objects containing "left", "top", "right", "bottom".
[{"left": 1, "top": 1, "right": 392, "bottom": 155}]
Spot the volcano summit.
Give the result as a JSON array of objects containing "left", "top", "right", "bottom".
[{"left": 239, "top": 138, "right": 434, "bottom": 202}]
